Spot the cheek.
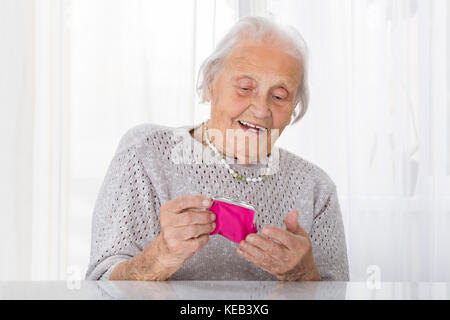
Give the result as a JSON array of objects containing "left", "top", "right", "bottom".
[
  {"left": 272, "top": 108, "right": 292, "bottom": 127},
  {"left": 232, "top": 99, "right": 249, "bottom": 116},
  {"left": 218, "top": 95, "right": 249, "bottom": 118}
]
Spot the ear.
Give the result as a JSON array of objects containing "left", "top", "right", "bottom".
[{"left": 208, "top": 78, "right": 215, "bottom": 103}]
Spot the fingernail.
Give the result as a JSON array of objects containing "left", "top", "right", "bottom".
[
  {"left": 202, "top": 199, "right": 211, "bottom": 207},
  {"left": 210, "top": 213, "right": 216, "bottom": 221},
  {"left": 262, "top": 228, "right": 270, "bottom": 235},
  {"left": 211, "top": 222, "right": 216, "bottom": 230}
]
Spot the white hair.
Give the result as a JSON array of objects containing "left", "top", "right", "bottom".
[{"left": 196, "top": 16, "right": 310, "bottom": 125}]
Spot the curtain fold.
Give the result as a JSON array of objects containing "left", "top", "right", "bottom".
[
  {"left": 0, "top": 0, "right": 448, "bottom": 281},
  {"left": 264, "top": 0, "right": 449, "bottom": 281},
  {"left": 0, "top": 0, "right": 35, "bottom": 281}
]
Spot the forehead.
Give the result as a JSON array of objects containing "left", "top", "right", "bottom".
[{"left": 223, "top": 41, "right": 301, "bottom": 88}]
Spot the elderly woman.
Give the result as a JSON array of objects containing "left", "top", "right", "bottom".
[{"left": 86, "top": 16, "right": 349, "bottom": 281}]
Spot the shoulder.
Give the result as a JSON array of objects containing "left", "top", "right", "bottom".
[
  {"left": 114, "top": 122, "right": 176, "bottom": 156},
  {"left": 279, "top": 147, "right": 338, "bottom": 217},
  {"left": 279, "top": 147, "right": 337, "bottom": 196}
]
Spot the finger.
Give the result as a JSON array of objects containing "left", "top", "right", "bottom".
[
  {"left": 284, "top": 210, "right": 299, "bottom": 233},
  {"left": 238, "top": 240, "right": 276, "bottom": 270},
  {"left": 285, "top": 210, "right": 309, "bottom": 237},
  {"left": 186, "top": 234, "right": 209, "bottom": 252},
  {"left": 175, "top": 222, "right": 216, "bottom": 240},
  {"left": 260, "top": 226, "right": 297, "bottom": 250},
  {"left": 293, "top": 221, "right": 310, "bottom": 238},
  {"left": 244, "top": 234, "right": 288, "bottom": 263},
  {"left": 236, "top": 244, "right": 275, "bottom": 274},
  {"left": 164, "top": 195, "right": 213, "bottom": 214},
  {"left": 173, "top": 209, "right": 216, "bottom": 227}
]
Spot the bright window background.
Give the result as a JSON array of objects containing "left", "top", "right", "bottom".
[
  {"left": 67, "top": 0, "right": 239, "bottom": 281},
  {"left": 0, "top": 0, "right": 449, "bottom": 282}
]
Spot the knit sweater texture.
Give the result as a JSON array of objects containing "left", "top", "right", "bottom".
[{"left": 85, "top": 122, "right": 350, "bottom": 281}]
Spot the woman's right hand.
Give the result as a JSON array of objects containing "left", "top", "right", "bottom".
[
  {"left": 154, "top": 195, "right": 216, "bottom": 271},
  {"left": 110, "top": 195, "right": 216, "bottom": 281}
]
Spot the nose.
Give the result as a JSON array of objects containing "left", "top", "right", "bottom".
[{"left": 248, "top": 95, "right": 271, "bottom": 119}]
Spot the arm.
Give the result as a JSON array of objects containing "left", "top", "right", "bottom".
[
  {"left": 309, "top": 184, "right": 350, "bottom": 281},
  {"left": 109, "top": 236, "right": 174, "bottom": 281},
  {"left": 85, "top": 144, "right": 162, "bottom": 281},
  {"left": 110, "top": 194, "right": 216, "bottom": 281}
]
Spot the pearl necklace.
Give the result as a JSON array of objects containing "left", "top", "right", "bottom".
[{"left": 202, "top": 121, "right": 272, "bottom": 182}]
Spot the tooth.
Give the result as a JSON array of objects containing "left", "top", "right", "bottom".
[
  {"left": 242, "top": 121, "right": 261, "bottom": 129},
  {"left": 239, "top": 120, "right": 267, "bottom": 131}
]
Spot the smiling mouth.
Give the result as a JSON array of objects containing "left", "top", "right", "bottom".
[{"left": 237, "top": 120, "right": 268, "bottom": 134}]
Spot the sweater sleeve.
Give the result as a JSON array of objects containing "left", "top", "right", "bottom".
[
  {"left": 309, "top": 180, "right": 350, "bottom": 281},
  {"left": 85, "top": 143, "right": 162, "bottom": 281}
]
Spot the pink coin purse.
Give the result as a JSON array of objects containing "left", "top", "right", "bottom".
[{"left": 209, "top": 196, "right": 257, "bottom": 243}]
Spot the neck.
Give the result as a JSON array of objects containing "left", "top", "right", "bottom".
[{"left": 191, "top": 121, "right": 272, "bottom": 166}]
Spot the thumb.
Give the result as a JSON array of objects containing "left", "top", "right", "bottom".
[{"left": 285, "top": 210, "right": 308, "bottom": 237}]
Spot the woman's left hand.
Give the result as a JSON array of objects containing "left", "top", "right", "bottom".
[{"left": 237, "top": 210, "right": 321, "bottom": 281}]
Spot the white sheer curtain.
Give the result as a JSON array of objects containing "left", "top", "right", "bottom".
[
  {"left": 0, "top": 0, "right": 35, "bottom": 281},
  {"left": 0, "top": 0, "right": 448, "bottom": 282},
  {"left": 0, "top": 0, "right": 238, "bottom": 281},
  {"left": 259, "top": 0, "right": 450, "bottom": 282}
]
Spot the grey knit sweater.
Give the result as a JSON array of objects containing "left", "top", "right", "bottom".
[{"left": 85, "top": 122, "right": 349, "bottom": 281}]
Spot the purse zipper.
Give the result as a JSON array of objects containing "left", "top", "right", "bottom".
[{"left": 212, "top": 196, "right": 258, "bottom": 225}]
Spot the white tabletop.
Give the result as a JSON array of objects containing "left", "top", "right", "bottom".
[{"left": 0, "top": 281, "right": 449, "bottom": 300}]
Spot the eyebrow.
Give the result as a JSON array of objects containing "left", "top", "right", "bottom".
[{"left": 233, "top": 74, "right": 293, "bottom": 92}]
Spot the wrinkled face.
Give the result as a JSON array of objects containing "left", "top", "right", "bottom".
[{"left": 207, "top": 39, "right": 302, "bottom": 165}]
